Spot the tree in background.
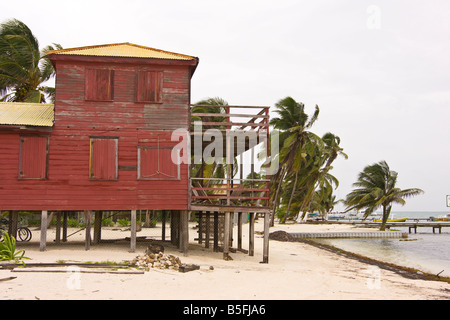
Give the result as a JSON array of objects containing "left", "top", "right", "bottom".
[
  {"left": 0, "top": 19, "right": 62, "bottom": 103},
  {"left": 344, "top": 160, "right": 424, "bottom": 230}
]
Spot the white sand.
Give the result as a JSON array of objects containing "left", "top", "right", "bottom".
[{"left": 1, "top": 221, "right": 449, "bottom": 300}]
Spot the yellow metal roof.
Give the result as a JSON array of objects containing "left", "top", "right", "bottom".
[
  {"left": 0, "top": 102, "right": 54, "bottom": 127},
  {"left": 46, "top": 42, "right": 197, "bottom": 61}
]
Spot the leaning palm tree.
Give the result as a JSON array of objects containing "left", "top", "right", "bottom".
[
  {"left": 0, "top": 19, "right": 62, "bottom": 103},
  {"left": 344, "top": 160, "right": 424, "bottom": 230},
  {"left": 270, "top": 96, "right": 321, "bottom": 223}
]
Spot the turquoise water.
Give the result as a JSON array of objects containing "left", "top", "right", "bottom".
[{"left": 313, "top": 211, "right": 450, "bottom": 277}]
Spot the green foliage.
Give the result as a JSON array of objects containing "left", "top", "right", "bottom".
[
  {"left": 0, "top": 232, "right": 30, "bottom": 263},
  {"left": 0, "top": 18, "right": 62, "bottom": 103},
  {"left": 270, "top": 96, "right": 347, "bottom": 223},
  {"left": 117, "top": 219, "right": 130, "bottom": 227},
  {"left": 344, "top": 160, "right": 424, "bottom": 230}
]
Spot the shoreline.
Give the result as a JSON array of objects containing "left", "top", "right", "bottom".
[
  {"left": 1, "top": 221, "right": 449, "bottom": 300},
  {"left": 298, "top": 238, "right": 450, "bottom": 283}
]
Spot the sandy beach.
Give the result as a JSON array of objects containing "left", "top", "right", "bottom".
[{"left": 1, "top": 220, "right": 449, "bottom": 300}]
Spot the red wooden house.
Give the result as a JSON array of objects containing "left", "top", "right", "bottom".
[
  {"left": 0, "top": 42, "right": 271, "bottom": 261},
  {"left": 0, "top": 43, "right": 197, "bottom": 252}
]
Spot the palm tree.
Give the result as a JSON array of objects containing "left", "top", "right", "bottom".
[
  {"left": 0, "top": 19, "right": 62, "bottom": 103},
  {"left": 344, "top": 160, "right": 424, "bottom": 230},
  {"left": 269, "top": 97, "right": 320, "bottom": 223},
  {"left": 322, "top": 132, "right": 348, "bottom": 168}
]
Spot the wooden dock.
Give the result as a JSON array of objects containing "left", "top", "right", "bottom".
[
  {"left": 329, "top": 220, "right": 450, "bottom": 234},
  {"left": 290, "top": 231, "right": 407, "bottom": 239}
]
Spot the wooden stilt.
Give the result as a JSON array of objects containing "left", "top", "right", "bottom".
[
  {"left": 205, "top": 211, "right": 210, "bottom": 248},
  {"left": 55, "top": 212, "right": 61, "bottom": 244},
  {"left": 262, "top": 212, "right": 270, "bottom": 263},
  {"left": 237, "top": 212, "right": 243, "bottom": 251},
  {"left": 84, "top": 210, "right": 91, "bottom": 251},
  {"left": 93, "top": 211, "right": 103, "bottom": 244},
  {"left": 40, "top": 211, "right": 48, "bottom": 252},
  {"left": 223, "top": 211, "right": 232, "bottom": 260},
  {"left": 213, "top": 212, "right": 219, "bottom": 252},
  {"left": 93, "top": 211, "right": 102, "bottom": 244},
  {"left": 62, "top": 211, "right": 68, "bottom": 242},
  {"left": 130, "top": 210, "right": 136, "bottom": 252},
  {"left": 249, "top": 212, "right": 255, "bottom": 256},
  {"left": 170, "top": 210, "right": 179, "bottom": 246},
  {"left": 180, "top": 210, "right": 189, "bottom": 256},
  {"left": 229, "top": 212, "right": 234, "bottom": 247},
  {"left": 162, "top": 210, "right": 166, "bottom": 241},
  {"left": 8, "top": 211, "right": 18, "bottom": 240},
  {"left": 198, "top": 211, "right": 203, "bottom": 244}
]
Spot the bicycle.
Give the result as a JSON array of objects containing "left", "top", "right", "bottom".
[{"left": 0, "top": 217, "right": 32, "bottom": 242}]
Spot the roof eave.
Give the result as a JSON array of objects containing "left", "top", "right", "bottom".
[{"left": 48, "top": 53, "right": 199, "bottom": 67}]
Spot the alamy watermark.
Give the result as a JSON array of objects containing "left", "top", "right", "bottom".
[
  {"left": 66, "top": 266, "right": 81, "bottom": 290},
  {"left": 365, "top": 266, "right": 381, "bottom": 289},
  {"left": 367, "top": 5, "right": 381, "bottom": 30},
  {"left": 170, "top": 121, "right": 280, "bottom": 175}
]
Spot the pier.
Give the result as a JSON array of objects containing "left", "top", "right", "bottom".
[
  {"left": 290, "top": 231, "right": 407, "bottom": 239},
  {"left": 328, "top": 220, "right": 450, "bottom": 234}
]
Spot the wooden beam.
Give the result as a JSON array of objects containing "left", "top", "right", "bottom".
[
  {"left": 180, "top": 210, "right": 189, "bottom": 256},
  {"left": 205, "top": 211, "right": 210, "bottom": 249},
  {"left": 161, "top": 210, "right": 166, "bottom": 241},
  {"left": 198, "top": 211, "right": 203, "bottom": 244},
  {"left": 191, "top": 113, "right": 269, "bottom": 118},
  {"left": 237, "top": 212, "right": 243, "bottom": 251},
  {"left": 213, "top": 212, "right": 219, "bottom": 252},
  {"left": 62, "top": 211, "right": 68, "bottom": 242},
  {"left": 55, "top": 212, "right": 61, "bottom": 245},
  {"left": 40, "top": 211, "right": 47, "bottom": 252},
  {"left": 262, "top": 212, "right": 270, "bottom": 263},
  {"left": 223, "top": 211, "right": 231, "bottom": 260},
  {"left": 84, "top": 210, "right": 92, "bottom": 251},
  {"left": 249, "top": 213, "right": 254, "bottom": 256},
  {"left": 8, "top": 211, "right": 18, "bottom": 240},
  {"left": 93, "top": 211, "right": 102, "bottom": 244},
  {"left": 130, "top": 210, "right": 136, "bottom": 253}
]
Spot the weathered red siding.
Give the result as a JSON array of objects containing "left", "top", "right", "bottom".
[
  {"left": 19, "top": 135, "right": 48, "bottom": 179},
  {"left": 0, "top": 56, "right": 194, "bottom": 211}
]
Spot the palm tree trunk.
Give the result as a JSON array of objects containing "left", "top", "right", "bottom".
[
  {"left": 380, "top": 205, "right": 391, "bottom": 231},
  {"left": 270, "top": 167, "right": 286, "bottom": 226},
  {"left": 282, "top": 170, "right": 298, "bottom": 224}
]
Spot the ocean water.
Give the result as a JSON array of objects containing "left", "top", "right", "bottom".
[{"left": 313, "top": 211, "right": 450, "bottom": 277}]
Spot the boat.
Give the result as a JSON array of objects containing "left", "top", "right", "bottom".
[
  {"left": 432, "top": 214, "right": 450, "bottom": 221},
  {"left": 374, "top": 217, "right": 408, "bottom": 223}
]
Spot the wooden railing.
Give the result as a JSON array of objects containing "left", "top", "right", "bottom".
[{"left": 189, "top": 104, "right": 270, "bottom": 209}]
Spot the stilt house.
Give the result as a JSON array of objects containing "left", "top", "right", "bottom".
[{"left": 0, "top": 43, "right": 271, "bottom": 261}]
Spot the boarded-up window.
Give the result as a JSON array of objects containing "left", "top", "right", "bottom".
[
  {"left": 89, "top": 137, "right": 118, "bottom": 180},
  {"left": 19, "top": 136, "right": 48, "bottom": 180},
  {"left": 136, "top": 71, "right": 162, "bottom": 103},
  {"left": 85, "top": 68, "right": 114, "bottom": 101},
  {"left": 138, "top": 146, "right": 179, "bottom": 180}
]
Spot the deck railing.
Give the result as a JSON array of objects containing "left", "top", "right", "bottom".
[{"left": 189, "top": 104, "right": 271, "bottom": 209}]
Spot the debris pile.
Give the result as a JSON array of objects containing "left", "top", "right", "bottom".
[
  {"left": 131, "top": 244, "right": 201, "bottom": 273},
  {"left": 131, "top": 251, "right": 183, "bottom": 271}
]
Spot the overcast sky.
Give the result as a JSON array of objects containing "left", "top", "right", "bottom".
[{"left": 2, "top": 0, "right": 449, "bottom": 212}]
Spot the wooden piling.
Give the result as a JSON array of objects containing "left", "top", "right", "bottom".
[
  {"left": 55, "top": 212, "right": 61, "bottom": 244},
  {"left": 262, "top": 212, "right": 270, "bottom": 263},
  {"left": 130, "top": 210, "right": 136, "bottom": 252},
  {"left": 249, "top": 212, "right": 255, "bottom": 256},
  {"left": 40, "top": 210, "right": 48, "bottom": 252},
  {"left": 84, "top": 210, "right": 92, "bottom": 251}
]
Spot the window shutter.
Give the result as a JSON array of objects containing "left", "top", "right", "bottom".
[
  {"left": 19, "top": 136, "right": 48, "bottom": 179},
  {"left": 136, "top": 71, "right": 162, "bottom": 103},
  {"left": 85, "top": 68, "right": 114, "bottom": 101},
  {"left": 138, "top": 147, "right": 179, "bottom": 180},
  {"left": 90, "top": 138, "right": 118, "bottom": 180}
]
